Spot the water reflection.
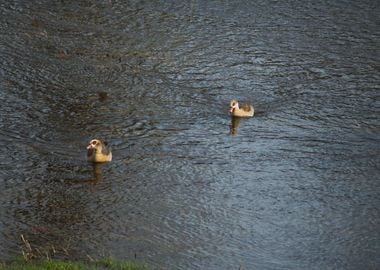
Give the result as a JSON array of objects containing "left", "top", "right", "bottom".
[
  {"left": 229, "top": 116, "right": 241, "bottom": 135},
  {"left": 0, "top": 0, "right": 379, "bottom": 269},
  {"left": 91, "top": 163, "right": 104, "bottom": 183}
]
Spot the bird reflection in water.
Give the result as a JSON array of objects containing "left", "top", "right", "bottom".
[
  {"left": 91, "top": 162, "right": 105, "bottom": 182},
  {"left": 230, "top": 116, "right": 242, "bottom": 135}
]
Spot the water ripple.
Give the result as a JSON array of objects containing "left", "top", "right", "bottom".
[{"left": 1, "top": 0, "right": 379, "bottom": 269}]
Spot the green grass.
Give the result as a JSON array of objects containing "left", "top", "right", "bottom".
[{"left": 0, "top": 257, "right": 148, "bottom": 270}]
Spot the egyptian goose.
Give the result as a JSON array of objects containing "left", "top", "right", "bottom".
[
  {"left": 87, "top": 139, "right": 112, "bottom": 162},
  {"left": 229, "top": 99, "right": 254, "bottom": 117}
]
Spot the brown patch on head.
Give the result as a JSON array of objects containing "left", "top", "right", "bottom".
[
  {"left": 91, "top": 139, "right": 100, "bottom": 146},
  {"left": 230, "top": 99, "right": 239, "bottom": 108},
  {"left": 87, "top": 139, "right": 102, "bottom": 150}
]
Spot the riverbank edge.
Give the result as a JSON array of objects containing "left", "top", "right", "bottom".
[{"left": 0, "top": 257, "right": 149, "bottom": 270}]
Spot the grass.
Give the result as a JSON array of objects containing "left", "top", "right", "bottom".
[
  {"left": 0, "top": 235, "right": 149, "bottom": 270},
  {"left": 0, "top": 257, "right": 148, "bottom": 270}
]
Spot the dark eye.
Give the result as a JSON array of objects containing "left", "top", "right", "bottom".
[{"left": 92, "top": 141, "right": 97, "bottom": 145}]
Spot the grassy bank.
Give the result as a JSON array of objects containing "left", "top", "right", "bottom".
[
  {"left": 0, "top": 257, "right": 148, "bottom": 270},
  {"left": 1, "top": 235, "right": 150, "bottom": 269}
]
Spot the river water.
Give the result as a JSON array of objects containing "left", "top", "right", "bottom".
[{"left": 0, "top": 1, "right": 379, "bottom": 269}]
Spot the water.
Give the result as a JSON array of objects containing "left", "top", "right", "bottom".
[{"left": 0, "top": 0, "right": 379, "bottom": 269}]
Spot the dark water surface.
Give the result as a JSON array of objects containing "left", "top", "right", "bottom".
[{"left": 1, "top": 1, "right": 379, "bottom": 269}]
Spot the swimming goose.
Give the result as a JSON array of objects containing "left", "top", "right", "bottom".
[
  {"left": 87, "top": 139, "right": 112, "bottom": 163},
  {"left": 229, "top": 99, "right": 254, "bottom": 117}
]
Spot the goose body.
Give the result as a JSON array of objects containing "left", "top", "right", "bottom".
[
  {"left": 229, "top": 99, "right": 254, "bottom": 117},
  {"left": 87, "top": 139, "right": 112, "bottom": 163}
]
